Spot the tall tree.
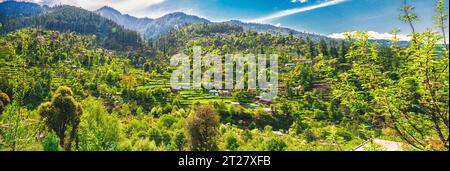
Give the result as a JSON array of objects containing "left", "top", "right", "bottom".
[
  {"left": 434, "top": 0, "right": 449, "bottom": 51},
  {"left": 38, "top": 86, "right": 83, "bottom": 151},
  {"left": 186, "top": 104, "right": 220, "bottom": 151}
]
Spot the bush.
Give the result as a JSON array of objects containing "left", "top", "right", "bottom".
[
  {"left": 117, "top": 139, "right": 133, "bottom": 151},
  {"left": 234, "top": 91, "right": 255, "bottom": 103},
  {"left": 158, "top": 114, "right": 178, "bottom": 128},
  {"left": 133, "top": 139, "right": 158, "bottom": 151},
  {"left": 0, "top": 92, "right": 10, "bottom": 105},
  {"left": 173, "top": 131, "right": 187, "bottom": 150},
  {"left": 265, "top": 137, "right": 287, "bottom": 151},
  {"left": 225, "top": 132, "right": 240, "bottom": 151},
  {"left": 303, "top": 129, "right": 318, "bottom": 142},
  {"left": 0, "top": 92, "right": 10, "bottom": 114},
  {"left": 42, "top": 132, "right": 61, "bottom": 151},
  {"left": 148, "top": 128, "right": 162, "bottom": 145}
]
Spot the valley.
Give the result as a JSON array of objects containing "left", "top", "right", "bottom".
[{"left": 0, "top": 0, "right": 448, "bottom": 151}]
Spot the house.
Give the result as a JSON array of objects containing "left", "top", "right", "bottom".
[
  {"left": 259, "top": 99, "right": 272, "bottom": 105},
  {"left": 293, "top": 85, "right": 304, "bottom": 93},
  {"left": 219, "top": 90, "right": 231, "bottom": 96},
  {"left": 294, "top": 85, "right": 303, "bottom": 90},
  {"left": 208, "top": 90, "right": 219, "bottom": 96},
  {"left": 284, "top": 63, "right": 296, "bottom": 67},
  {"left": 255, "top": 95, "right": 273, "bottom": 105},
  {"left": 278, "top": 83, "right": 287, "bottom": 90},
  {"left": 263, "top": 108, "right": 272, "bottom": 112},
  {"left": 254, "top": 96, "right": 261, "bottom": 101},
  {"left": 272, "top": 131, "right": 283, "bottom": 136}
]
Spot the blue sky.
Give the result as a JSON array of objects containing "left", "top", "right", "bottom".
[{"left": 9, "top": 0, "right": 449, "bottom": 39}]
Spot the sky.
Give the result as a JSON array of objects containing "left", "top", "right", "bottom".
[{"left": 4, "top": 0, "right": 449, "bottom": 40}]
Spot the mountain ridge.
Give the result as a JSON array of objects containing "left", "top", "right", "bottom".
[
  {"left": 1, "top": 1, "right": 329, "bottom": 41},
  {"left": 94, "top": 6, "right": 329, "bottom": 40},
  {"left": 95, "top": 6, "right": 210, "bottom": 39}
]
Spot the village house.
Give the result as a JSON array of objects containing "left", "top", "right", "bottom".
[
  {"left": 219, "top": 90, "right": 231, "bottom": 96},
  {"left": 284, "top": 63, "right": 296, "bottom": 67}
]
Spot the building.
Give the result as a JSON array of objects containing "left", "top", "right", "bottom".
[
  {"left": 284, "top": 63, "right": 296, "bottom": 67},
  {"left": 208, "top": 90, "right": 219, "bottom": 96},
  {"left": 219, "top": 90, "right": 231, "bottom": 96}
]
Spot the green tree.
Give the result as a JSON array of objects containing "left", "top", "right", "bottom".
[
  {"left": 38, "top": 86, "right": 83, "bottom": 151},
  {"left": 332, "top": 3, "right": 449, "bottom": 150},
  {"left": 399, "top": 0, "right": 419, "bottom": 34},
  {"left": 434, "top": 0, "right": 449, "bottom": 51},
  {"left": 0, "top": 91, "right": 10, "bottom": 114},
  {"left": 78, "top": 97, "right": 120, "bottom": 151},
  {"left": 186, "top": 105, "right": 220, "bottom": 151},
  {"left": 173, "top": 130, "right": 187, "bottom": 150},
  {"left": 326, "top": 126, "right": 345, "bottom": 150}
]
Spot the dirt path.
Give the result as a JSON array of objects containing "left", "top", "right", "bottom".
[{"left": 354, "top": 139, "right": 403, "bottom": 151}]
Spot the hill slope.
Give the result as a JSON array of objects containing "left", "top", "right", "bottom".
[
  {"left": 0, "top": 1, "right": 46, "bottom": 16},
  {"left": 0, "top": 2, "right": 141, "bottom": 50}
]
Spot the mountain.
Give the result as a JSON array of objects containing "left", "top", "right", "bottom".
[
  {"left": 223, "top": 20, "right": 329, "bottom": 41},
  {"left": 143, "top": 12, "right": 210, "bottom": 39},
  {"left": 95, "top": 6, "right": 153, "bottom": 34},
  {"left": 96, "top": 7, "right": 209, "bottom": 39},
  {"left": 2, "top": 1, "right": 328, "bottom": 42},
  {"left": 368, "top": 39, "right": 410, "bottom": 47},
  {"left": 95, "top": 6, "right": 329, "bottom": 40},
  {"left": 0, "top": 1, "right": 46, "bottom": 16},
  {"left": 0, "top": 2, "right": 141, "bottom": 50}
]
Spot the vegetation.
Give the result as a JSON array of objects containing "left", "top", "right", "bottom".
[
  {"left": 0, "top": 91, "right": 10, "bottom": 113},
  {"left": 0, "top": 0, "right": 448, "bottom": 151},
  {"left": 38, "top": 86, "right": 83, "bottom": 151},
  {"left": 186, "top": 105, "right": 220, "bottom": 151}
]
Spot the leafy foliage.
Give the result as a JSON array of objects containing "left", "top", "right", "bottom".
[
  {"left": 186, "top": 105, "right": 220, "bottom": 151},
  {"left": 38, "top": 86, "right": 83, "bottom": 151}
]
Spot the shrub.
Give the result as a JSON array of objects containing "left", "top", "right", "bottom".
[
  {"left": 225, "top": 132, "right": 240, "bottom": 151},
  {"left": 133, "top": 139, "right": 158, "bottom": 151},
  {"left": 265, "top": 137, "right": 287, "bottom": 151},
  {"left": 42, "top": 132, "right": 61, "bottom": 151},
  {"left": 0, "top": 92, "right": 10, "bottom": 114},
  {"left": 173, "top": 131, "right": 187, "bottom": 150}
]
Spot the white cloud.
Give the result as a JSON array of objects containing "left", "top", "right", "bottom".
[
  {"left": 249, "top": 0, "right": 348, "bottom": 23},
  {"left": 8, "top": 0, "right": 165, "bottom": 15},
  {"left": 291, "top": 0, "right": 308, "bottom": 3},
  {"left": 328, "top": 31, "right": 411, "bottom": 41}
]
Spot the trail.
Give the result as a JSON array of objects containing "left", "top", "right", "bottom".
[{"left": 354, "top": 139, "right": 403, "bottom": 151}]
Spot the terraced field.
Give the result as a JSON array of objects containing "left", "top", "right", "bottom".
[
  {"left": 0, "top": 63, "right": 31, "bottom": 80},
  {"left": 178, "top": 90, "right": 233, "bottom": 105}
]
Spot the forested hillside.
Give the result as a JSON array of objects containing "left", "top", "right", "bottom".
[
  {"left": 0, "top": 2, "right": 141, "bottom": 50},
  {"left": 0, "top": 0, "right": 448, "bottom": 151}
]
